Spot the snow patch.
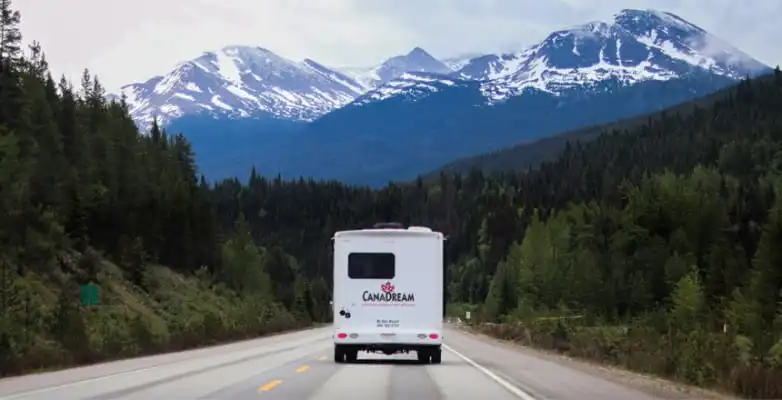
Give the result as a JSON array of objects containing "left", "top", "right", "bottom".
[
  {"left": 211, "top": 95, "right": 232, "bottom": 111},
  {"left": 213, "top": 50, "right": 243, "bottom": 84},
  {"left": 185, "top": 82, "right": 202, "bottom": 92},
  {"left": 173, "top": 93, "right": 195, "bottom": 101}
]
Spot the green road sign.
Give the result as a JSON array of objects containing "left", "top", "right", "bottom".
[{"left": 80, "top": 282, "right": 99, "bottom": 306}]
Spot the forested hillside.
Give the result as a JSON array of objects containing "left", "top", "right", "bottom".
[
  {"left": 429, "top": 76, "right": 759, "bottom": 178},
  {"left": 3, "top": 0, "right": 782, "bottom": 396},
  {"left": 0, "top": 2, "right": 315, "bottom": 376}
]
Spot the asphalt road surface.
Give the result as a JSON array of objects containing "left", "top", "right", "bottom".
[{"left": 0, "top": 324, "right": 696, "bottom": 400}]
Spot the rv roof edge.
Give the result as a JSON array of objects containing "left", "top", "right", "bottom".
[{"left": 372, "top": 222, "right": 405, "bottom": 229}]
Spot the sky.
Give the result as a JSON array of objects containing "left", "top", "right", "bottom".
[{"left": 15, "top": 0, "right": 782, "bottom": 93}]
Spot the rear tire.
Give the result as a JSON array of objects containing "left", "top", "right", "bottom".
[
  {"left": 346, "top": 349, "right": 358, "bottom": 363},
  {"left": 334, "top": 346, "right": 345, "bottom": 363},
  {"left": 417, "top": 349, "right": 431, "bottom": 364},
  {"left": 431, "top": 347, "right": 442, "bottom": 364}
]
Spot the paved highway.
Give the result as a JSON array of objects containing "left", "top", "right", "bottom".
[{"left": 0, "top": 324, "right": 713, "bottom": 400}]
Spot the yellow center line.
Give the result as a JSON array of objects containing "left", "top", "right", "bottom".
[
  {"left": 296, "top": 365, "right": 310, "bottom": 373},
  {"left": 317, "top": 356, "right": 327, "bottom": 361},
  {"left": 258, "top": 380, "right": 282, "bottom": 392}
]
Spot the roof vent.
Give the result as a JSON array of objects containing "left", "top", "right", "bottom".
[{"left": 407, "top": 226, "right": 433, "bottom": 232}]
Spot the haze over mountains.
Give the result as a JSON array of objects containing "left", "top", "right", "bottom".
[{"left": 115, "top": 9, "right": 771, "bottom": 186}]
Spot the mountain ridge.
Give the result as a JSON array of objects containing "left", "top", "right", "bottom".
[
  {"left": 116, "top": 8, "right": 771, "bottom": 187},
  {"left": 122, "top": 46, "right": 455, "bottom": 129},
  {"left": 118, "top": 8, "right": 768, "bottom": 132}
]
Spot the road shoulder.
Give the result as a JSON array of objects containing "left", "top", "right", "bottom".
[{"left": 446, "top": 323, "right": 738, "bottom": 400}]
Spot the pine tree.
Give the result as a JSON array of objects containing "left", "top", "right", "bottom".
[
  {"left": 0, "top": 0, "right": 27, "bottom": 138},
  {"left": 0, "top": 0, "right": 22, "bottom": 70}
]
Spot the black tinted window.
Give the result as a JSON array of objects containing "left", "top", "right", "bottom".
[{"left": 348, "top": 253, "right": 395, "bottom": 279}]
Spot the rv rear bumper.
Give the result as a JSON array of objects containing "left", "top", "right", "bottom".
[
  {"left": 332, "top": 330, "right": 443, "bottom": 346},
  {"left": 333, "top": 329, "right": 443, "bottom": 359},
  {"left": 336, "top": 342, "right": 440, "bottom": 354}
]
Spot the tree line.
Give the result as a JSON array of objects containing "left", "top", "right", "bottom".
[{"left": 1, "top": 0, "right": 781, "bottom": 396}]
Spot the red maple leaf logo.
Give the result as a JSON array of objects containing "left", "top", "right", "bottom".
[{"left": 381, "top": 281, "right": 395, "bottom": 293}]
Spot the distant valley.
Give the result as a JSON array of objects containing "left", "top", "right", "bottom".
[{"left": 115, "top": 9, "right": 771, "bottom": 186}]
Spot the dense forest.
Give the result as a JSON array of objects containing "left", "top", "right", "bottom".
[{"left": 1, "top": 0, "right": 782, "bottom": 397}]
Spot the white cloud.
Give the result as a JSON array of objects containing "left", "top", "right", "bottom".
[{"left": 15, "top": 0, "right": 782, "bottom": 92}]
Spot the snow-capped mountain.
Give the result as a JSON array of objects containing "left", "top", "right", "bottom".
[
  {"left": 120, "top": 45, "right": 365, "bottom": 129},
  {"left": 356, "top": 8, "right": 767, "bottom": 108},
  {"left": 475, "top": 9, "right": 767, "bottom": 102},
  {"left": 118, "top": 8, "right": 772, "bottom": 187},
  {"left": 338, "top": 47, "right": 453, "bottom": 89},
  {"left": 121, "top": 45, "right": 456, "bottom": 130},
  {"left": 118, "top": 9, "right": 766, "bottom": 132},
  {"left": 350, "top": 73, "right": 467, "bottom": 106},
  {"left": 441, "top": 53, "right": 482, "bottom": 71}
]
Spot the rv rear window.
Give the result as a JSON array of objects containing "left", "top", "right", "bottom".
[{"left": 348, "top": 253, "right": 395, "bottom": 279}]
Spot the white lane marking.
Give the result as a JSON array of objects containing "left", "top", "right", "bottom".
[
  {"left": 443, "top": 344, "right": 538, "bottom": 400},
  {"left": 0, "top": 366, "right": 159, "bottom": 400}
]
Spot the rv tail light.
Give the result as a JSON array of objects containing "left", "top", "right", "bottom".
[
  {"left": 349, "top": 333, "right": 359, "bottom": 338},
  {"left": 417, "top": 333, "right": 427, "bottom": 339},
  {"left": 429, "top": 333, "right": 439, "bottom": 339},
  {"left": 337, "top": 332, "right": 348, "bottom": 339}
]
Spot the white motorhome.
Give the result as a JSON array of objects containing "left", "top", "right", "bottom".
[{"left": 331, "top": 222, "right": 444, "bottom": 364}]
